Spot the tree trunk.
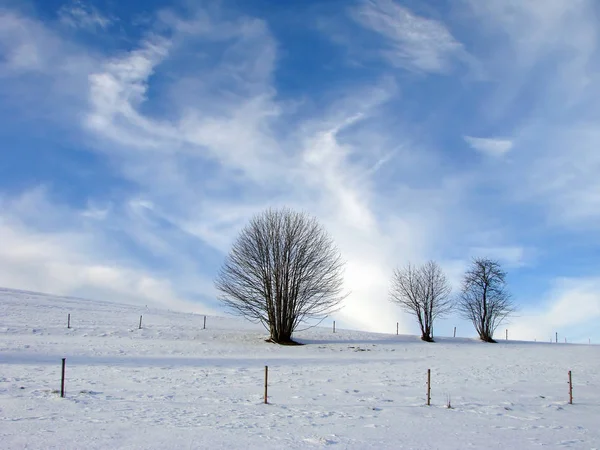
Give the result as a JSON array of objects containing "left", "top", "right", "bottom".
[
  {"left": 480, "top": 332, "right": 496, "bottom": 343},
  {"left": 269, "top": 326, "right": 295, "bottom": 344},
  {"left": 421, "top": 333, "right": 435, "bottom": 342}
]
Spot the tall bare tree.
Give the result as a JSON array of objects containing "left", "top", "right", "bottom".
[
  {"left": 215, "top": 208, "right": 346, "bottom": 344},
  {"left": 458, "top": 257, "right": 515, "bottom": 343},
  {"left": 390, "top": 261, "right": 453, "bottom": 342}
]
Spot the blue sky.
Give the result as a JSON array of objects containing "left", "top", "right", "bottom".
[{"left": 1, "top": 0, "right": 599, "bottom": 342}]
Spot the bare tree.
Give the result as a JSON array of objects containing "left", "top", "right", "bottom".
[
  {"left": 458, "top": 257, "right": 515, "bottom": 343},
  {"left": 390, "top": 261, "right": 453, "bottom": 342},
  {"left": 215, "top": 207, "right": 346, "bottom": 344}
]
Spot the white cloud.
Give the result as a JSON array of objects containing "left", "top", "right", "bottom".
[
  {"left": 81, "top": 202, "right": 110, "bottom": 220},
  {"left": 0, "top": 189, "right": 218, "bottom": 314},
  {"left": 350, "top": 0, "right": 464, "bottom": 73},
  {"left": 85, "top": 37, "right": 176, "bottom": 149},
  {"left": 58, "top": 1, "right": 113, "bottom": 31},
  {"left": 462, "top": 0, "right": 598, "bottom": 121},
  {"left": 509, "top": 278, "right": 600, "bottom": 343},
  {"left": 458, "top": 0, "right": 600, "bottom": 228},
  {"left": 464, "top": 136, "right": 513, "bottom": 157}
]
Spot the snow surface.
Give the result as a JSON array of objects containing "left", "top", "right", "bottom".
[{"left": 1, "top": 287, "right": 599, "bottom": 449}]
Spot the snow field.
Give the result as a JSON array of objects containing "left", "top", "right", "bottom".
[{"left": 1, "top": 288, "right": 600, "bottom": 449}]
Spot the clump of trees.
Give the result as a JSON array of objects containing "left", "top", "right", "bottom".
[
  {"left": 215, "top": 207, "right": 346, "bottom": 345},
  {"left": 457, "top": 257, "right": 515, "bottom": 343},
  {"left": 216, "top": 205, "right": 516, "bottom": 345},
  {"left": 391, "top": 257, "right": 515, "bottom": 343},
  {"left": 389, "top": 261, "right": 453, "bottom": 342}
]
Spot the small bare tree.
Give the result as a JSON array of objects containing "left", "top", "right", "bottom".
[
  {"left": 390, "top": 261, "right": 453, "bottom": 342},
  {"left": 458, "top": 257, "right": 515, "bottom": 343},
  {"left": 215, "top": 207, "right": 346, "bottom": 344}
]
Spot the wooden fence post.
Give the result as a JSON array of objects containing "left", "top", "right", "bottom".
[
  {"left": 427, "top": 369, "right": 431, "bottom": 406},
  {"left": 556, "top": 332, "right": 558, "bottom": 343},
  {"left": 333, "top": 321, "right": 336, "bottom": 333},
  {"left": 568, "top": 370, "right": 573, "bottom": 404},
  {"left": 264, "top": 366, "right": 269, "bottom": 404},
  {"left": 453, "top": 326, "right": 456, "bottom": 338},
  {"left": 506, "top": 329, "right": 508, "bottom": 341},
  {"left": 67, "top": 314, "right": 71, "bottom": 329},
  {"left": 61, "top": 358, "right": 66, "bottom": 398},
  {"left": 203, "top": 316, "right": 206, "bottom": 330},
  {"left": 139, "top": 315, "right": 143, "bottom": 330},
  {"left": 396, "top": 322, "right": 398, "bottom": 335}
]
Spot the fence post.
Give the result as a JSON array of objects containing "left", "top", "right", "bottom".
[
  {"left": 61, "top": 358, "right": 66, "bottom": 398},
  {"left": 506, "top": 329, "right": 508, "bottom": 341},
  {"left": 568, "top": 370, "right": 573, "bottom": 404},
  {"left": 67, "top": 314, "right": 71, "bottom": 329},
  {"left": 333, "top": 321, "right": 336, "bottom": 333},
  {"left": 139, "top": 315, "right": 143, "bottom": 330},
  {"left": 556, "top": 332, "right": 558, "bottom": 343},
  {"left": 427, "top": 369, "right": 431, "bottom": 406},
  {"left": 264, "top": 366, "right": 269, "bottom": 404},
  {"left": 396, "top": 322, "right": 398, "bottom": 335},
  {"left": 203, "top": 316, "right": 206, "bottom": 330},
  {"left": 453, "top": 326, "right": 456, "bottom": 338}
]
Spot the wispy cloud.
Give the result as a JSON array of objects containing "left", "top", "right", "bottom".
[
  {"left": 350, "top": 0, "right": 464, "bottom": 73},
  {"left": 58, "top": 0, "right": 113, "bottom": 31},
  {"left": 86, "top": 36, "right": 174, "bottom": 148},
  {"left": 460, "top": 0, "right": 600, "bottom": 227},
  {"left": 464, "top": 136, "right": 513, "bottom": 157}
]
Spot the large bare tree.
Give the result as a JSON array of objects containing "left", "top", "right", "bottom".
[
  {"left": 215, "top": 208, "right": 346, "bottom": 344},
  {"left": 458, "top": 257, "right": 515, "bottom": 343},
  {"left": 390, "top": 261, "right": 453, "bottom": 342}
]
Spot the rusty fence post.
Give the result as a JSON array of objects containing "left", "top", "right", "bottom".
[
  {"left": 264, "top": 366, "right": 269, "bottom": 404},
  {"left": 427, "top": 369, "right": 431, "bottom": 406},
  {"left": 61, "top": 358, "right": 66, "bottom": 398},
  {"left": 568, "top": 370, "right": 573, "bottom": 405}
]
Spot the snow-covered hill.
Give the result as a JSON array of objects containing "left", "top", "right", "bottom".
[{"left": 1, "top": 287, "right": 599, "bottom": 449}]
